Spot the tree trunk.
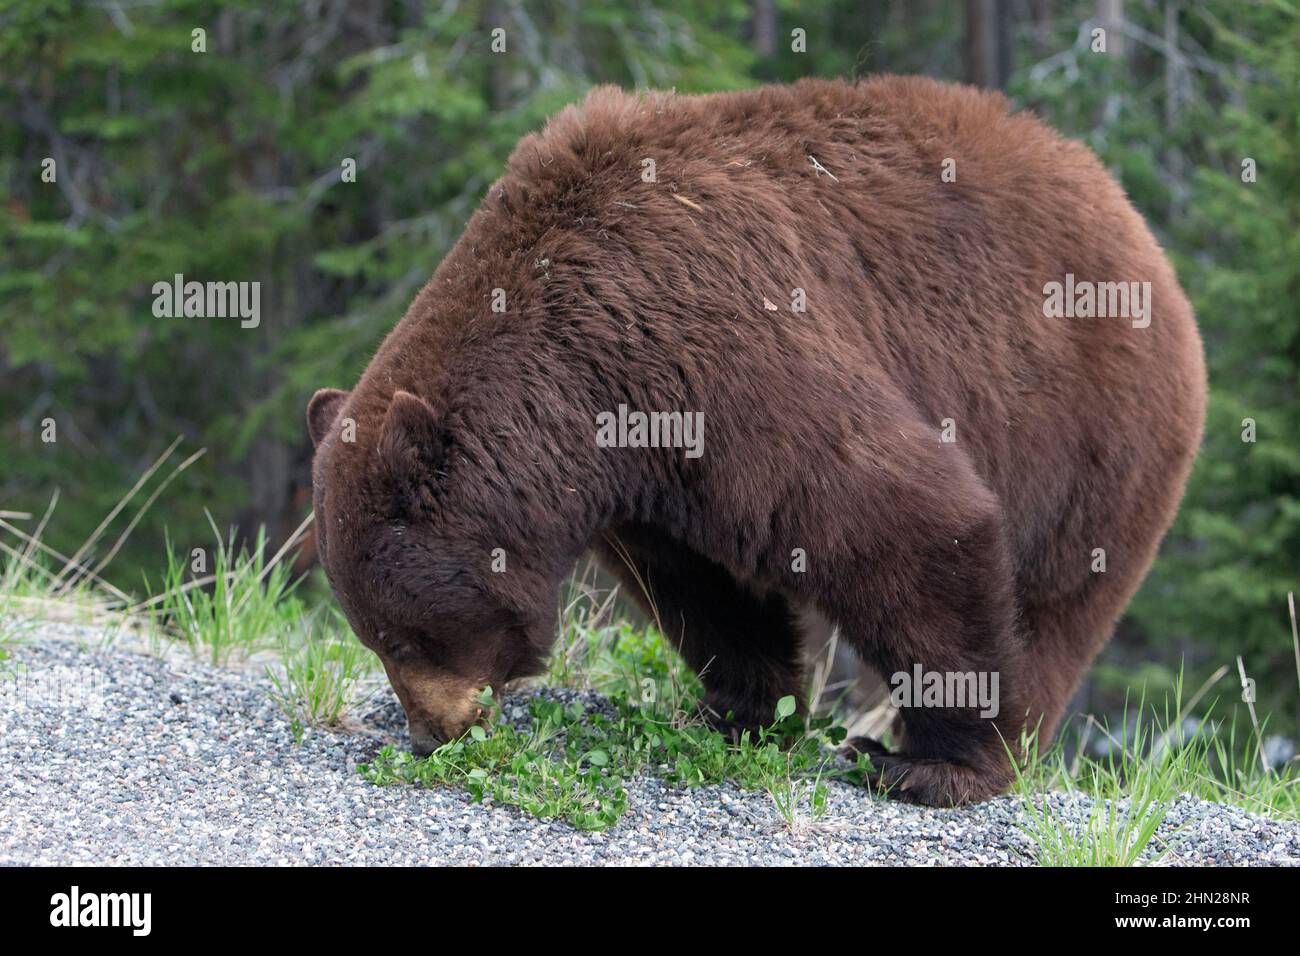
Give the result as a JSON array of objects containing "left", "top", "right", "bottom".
[
  {"left": 1097, "top": 0, "right": 1125, "bottom": 58},
  {"left": 964, "top": 0, "right": 1012, "bottom": 89},
  {"left": 752, "top": 0, "right": 776, "bottom": 57}
]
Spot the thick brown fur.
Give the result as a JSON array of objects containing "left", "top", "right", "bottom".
[{"left": 307, "top": 76, "right": 1206, "bottom": 806}]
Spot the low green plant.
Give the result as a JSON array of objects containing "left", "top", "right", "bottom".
[
  {"left": 765, "top": 695, "right": 834, "bottom": 827},
  {"left": 360, "top": 681, "right": 867, "bottom": 832}
]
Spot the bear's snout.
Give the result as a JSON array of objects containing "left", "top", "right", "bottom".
[
  {"left": 409, "top": 728, "right": 445, "bottom": 758},
  {"left": 386, "top": 665, "right": 487, "bottom": 758},
  {"left": 406, "top": 707, "right": 478, "bottom": 756}
]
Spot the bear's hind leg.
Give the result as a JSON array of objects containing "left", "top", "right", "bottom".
[
  {"left": 594, "top": 525, "right": 804, "bottom": 735},
  {"left": 1015, "top": 403, "right": 1205, "bottom": 748},
  {"left": 1018, "top": 512, "right": 1183, "bottom": 747}
]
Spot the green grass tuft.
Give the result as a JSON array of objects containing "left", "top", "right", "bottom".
[
  {"left": 149, "top": 515, "right": 304, "bottom": 665},
  {"left": 1011, "top": 674, "right": 1298, "bottom": 864},
  {"left": 266, "top": 609, "right": 377, "bottom": 742}
]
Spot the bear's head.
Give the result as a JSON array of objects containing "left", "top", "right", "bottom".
[{"left": 305, "top": 386, "right": 549, "bottom": 755}]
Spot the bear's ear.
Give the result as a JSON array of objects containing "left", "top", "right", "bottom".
[
  {"left": 306, "top": 388, "right": 349, "bottom": 448},
  {"left": 377, "top": 390, "right": 445, "bottom": 477}
]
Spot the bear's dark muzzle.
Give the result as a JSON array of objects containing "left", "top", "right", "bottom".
[{"left": 410, "top": 731, "right": 444, "bottom": 758}]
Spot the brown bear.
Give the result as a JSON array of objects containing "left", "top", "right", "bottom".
[{"left": 306, "top": 76, "right": 1206, "bottom": 806}]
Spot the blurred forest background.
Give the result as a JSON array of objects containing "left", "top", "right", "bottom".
[{"left": 1, "top": 1, "right": 1297, "bottom": 720}]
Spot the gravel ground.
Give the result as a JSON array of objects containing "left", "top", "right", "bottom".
[{"left": 2, "top": 628, "right": 1297, "bottom": 866}]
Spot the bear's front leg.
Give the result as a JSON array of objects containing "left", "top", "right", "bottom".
[{"left": 823, "top": 478, "right": 1028, "bottom": 807}]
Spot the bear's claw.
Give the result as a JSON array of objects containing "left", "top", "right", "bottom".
[{"left": 844, "top": 736, "right": 1008, "bottom": 807}]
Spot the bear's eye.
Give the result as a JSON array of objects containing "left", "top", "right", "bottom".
[{"left": 375, "top": 628, "right": 417, "bottom": 663}]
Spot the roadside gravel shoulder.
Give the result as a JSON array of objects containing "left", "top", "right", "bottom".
[{"left": 2, "top": 630, "right": 1297, "bottom": 866}]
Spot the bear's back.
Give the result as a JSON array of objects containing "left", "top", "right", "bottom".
[
  {"left": 485, "top": 78, "right": 1205, "bottom": 578},
  {"left": 500, "top": 75, "right": 1201, "bottom": 439}
]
